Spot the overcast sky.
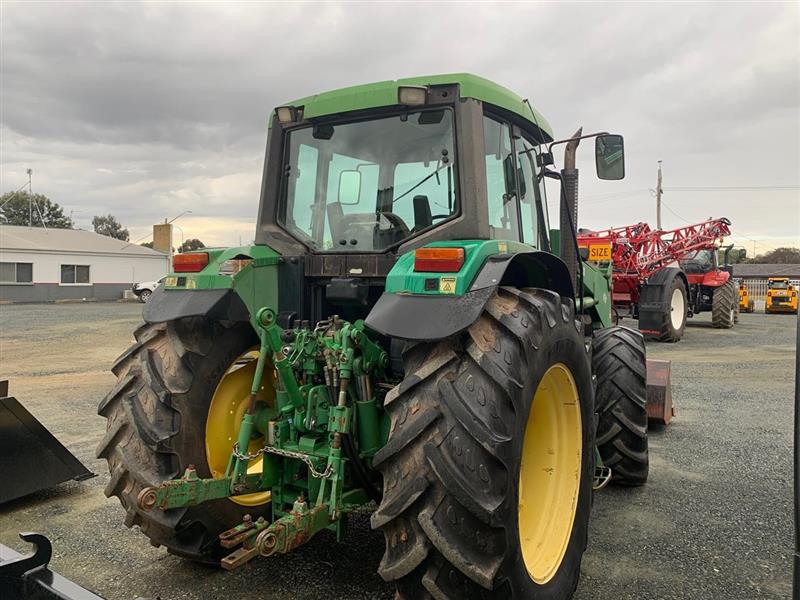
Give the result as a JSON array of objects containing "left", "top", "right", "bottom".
[{"left": 2, "top": 2, "right": 798, "bottom": 255}]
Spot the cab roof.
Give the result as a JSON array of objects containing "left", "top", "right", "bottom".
[{"left": 276, "top": 73, "right": 554, "bottom": 140}]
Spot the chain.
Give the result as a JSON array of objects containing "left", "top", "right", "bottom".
[{"left": 232, "top": 443, "right": 334, "bottom": 479}]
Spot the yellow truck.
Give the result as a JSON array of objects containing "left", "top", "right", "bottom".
[
  {"left": 765, "top": 277, "right": 798, "bottom": 314},
  {"left": 738, "top": 282, "right": 755, "bottom": 313}
]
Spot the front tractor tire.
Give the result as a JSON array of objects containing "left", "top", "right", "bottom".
[
  {"left": 592, "top": 326, "right": 649, "bottom": 486},
  {"left": 96, "top": 318, "right": 271, "bottom": 562},
  {"left": 372, "top": 288, "right": 594, "bottom": 599},
  {"left": 712, "top": 280, "right": 736, "bottom": 329},
  {"left": 655, "top": 272, "right": 688, "bottom": 342}
]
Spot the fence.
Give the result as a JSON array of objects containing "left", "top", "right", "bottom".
[{"left": 735, "top": 277, "right": 799, "bottom": 311}]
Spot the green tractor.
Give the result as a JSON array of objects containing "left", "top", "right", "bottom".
[{"left": 97, "top": 74, "right": 650, "bottom": 599}]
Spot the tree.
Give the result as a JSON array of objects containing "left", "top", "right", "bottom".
[
  {"left": 92, "top": 214, "right": 129, "bottom": 241},
  {"left": 749, "top": 247, "right": 800, "bottom": 264},
  {"left": 718, "top": 247, "right": 747, "bottom": 265},
  {"left": 179, "top": 238, "right": 206, "bottom": 253},
  {"left": 140, "top": 241, "right": 154, "bottom": 249},
  {"left": 0, "top": 191, "right": 73, "bottom": 228}
]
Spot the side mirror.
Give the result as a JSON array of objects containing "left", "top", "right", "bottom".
[
  {"left": 337, "top": 170, "right": 362, "bottom": 205},
  {"left": 595, "top": 134, "right": 625, "bottom": 180},
  {"left": 501, "top": 157, "right": 527, "bottom": 200}
]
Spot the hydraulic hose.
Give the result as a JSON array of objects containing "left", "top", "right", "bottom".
[{"left": 342, "top": 432, "right": 381, "bottom": 502}]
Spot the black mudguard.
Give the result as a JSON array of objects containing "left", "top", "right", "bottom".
[
  {"left": 142, "top": 287, "right": 250, "bottom": 324},
  {"left": 638, "top": 267, "right": 686, "bottom": 331},
  {"left": 366, "top": 251, "right": 574, "bottom": 341}
]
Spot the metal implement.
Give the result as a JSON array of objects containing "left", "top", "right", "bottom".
[
  {"left": 0, "top": 381, "right": 95, "bottom": 504},
  {"left": 0, "top": 532, "right": 106, "bottom": 600},
  {"left": 137, "top": 307, "right": 388, "bottom": 566},
  {"left": 645, "top": 359, "right": 674, "bottom": 425}
]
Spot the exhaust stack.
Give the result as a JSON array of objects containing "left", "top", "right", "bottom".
[{"left": 560, "top": 127, "right": 582, "bottom": 292}]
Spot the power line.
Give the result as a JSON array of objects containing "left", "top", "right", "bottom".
[
  {"left": 581, "top": 188, "right": 650, "bottom": 200},
  {"left": 582, "top": 189, "right": 651, "bottom": 206},
  {"left": 659, "top": 200, "right": 782, "bottom": 252},
  {"left": 0, "top": 181, "right": 34, "bottom": 209},
  {"left": 659, "top": 200, "right": 691, "bottom": 225},
  {"left": 664, "top": 186, "right": 799, "bottom": 192}
]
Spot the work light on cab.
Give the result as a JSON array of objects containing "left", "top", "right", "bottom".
[
  {"left": 413, "top": 247, "right": 464, "bottom": 272},
  {"left": 276, "top": 106, "right": 298, "bottom": 124},
  {"left": 173, "top": 252, "right": 209, "bottom": 273},
  {"left": 397, "top": 85, "right": 428, "bottom": 106}
]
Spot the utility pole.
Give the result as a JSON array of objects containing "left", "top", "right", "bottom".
[
  {"left": 27, "top": 168, "right": 32, "bottom": 227},
  {"left": 655, "top": 160, "right": 663, "bottom": 230}
]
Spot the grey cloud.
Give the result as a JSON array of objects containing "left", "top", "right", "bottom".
[{"left": 1, "top": 2, "right": 797, "bottom": 248}]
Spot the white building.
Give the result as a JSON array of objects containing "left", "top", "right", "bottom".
[{"left": 0, "top": 225, "right": 169, "bottom": 302}]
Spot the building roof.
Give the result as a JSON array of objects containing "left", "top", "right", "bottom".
[
  {"left": 0, "top": 225, "right": 167, "bottom": 258},
  {"left": 279, "top": 73, "right": 554, "bottom": 139},
  {"left": 733, "top": 263, "right": 800, "bottom": 278}
]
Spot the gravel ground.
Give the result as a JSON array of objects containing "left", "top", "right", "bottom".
[{"left": 0, "top": 302, "right": 794, "bottom": 599}]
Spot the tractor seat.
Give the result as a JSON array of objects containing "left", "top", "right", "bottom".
[{"left": 412, "top": 195, "right": 433, "bottom": 231}]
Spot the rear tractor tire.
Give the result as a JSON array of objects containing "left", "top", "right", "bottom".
[
  {"left": 592, "top": 326, "right": 649, "bottom": 486},
  {"left": 372, "top": 288, "right": 594, "bottom": 599},
  {"left": 96, "top": 318, "right": 272, "bottom": 562},
  {"left": 712, "top": 280, "right": 736, "bottom": 329}
]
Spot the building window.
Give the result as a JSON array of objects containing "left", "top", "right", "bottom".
[
  {"left": 0, "top": 262, "right": 33, "bottom": 284},
  {"left": 60, "top": 264, "right": 90, "bottom": 284}
]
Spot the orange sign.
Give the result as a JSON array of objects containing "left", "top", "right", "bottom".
[{"left": 585, "top": 243, "right": 612, "bottom": 262}]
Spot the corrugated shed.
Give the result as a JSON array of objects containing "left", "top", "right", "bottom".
[
  {"left": 732, "top": 263, "right": 800, "bottom": 278},
  {"left": 0, "top": 225, "right": 165, "bottom": 257}
]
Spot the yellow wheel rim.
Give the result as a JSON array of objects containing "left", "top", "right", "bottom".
[
  {"left": 205, "top": 349, "right": 275, "bottom": 507},
  {"left": 518, "top": 363, "right": 582, "bottom": 585}
]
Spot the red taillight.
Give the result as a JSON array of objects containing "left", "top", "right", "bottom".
[
  {"left": 173, "top": 252, "right": 209, "bottom": 273},
  {"left": 414, "top": 247, "right": 465, "bottom": 272}
]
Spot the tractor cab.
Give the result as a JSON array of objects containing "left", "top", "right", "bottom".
[
  {"left": 152, "top": 75, "right": 624, "bottom": 333},
  {"left": 768, "top": 277, "right": 791, "bottom": 290},
  {"left": 255, "top": 77, "right": 556, "bottom": 325},
  {"left": 243, "top": 75, "right": 624, "bottom": 328},
  {"left": 680, "top": 248, "right": 717, "bottom": 274}
]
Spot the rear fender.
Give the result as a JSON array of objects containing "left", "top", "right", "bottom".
[
  {"left": 701, "top": 269, "right": 730, "bottom": 287},
  {"left": 638, "top": 267, "right": 688, "bottom": 330},
  {"left": 365, "top": 248, "right": 574, "bottom": 341},
  {"left": 143, "top": 245, "right": 280, "bottom": 326}
]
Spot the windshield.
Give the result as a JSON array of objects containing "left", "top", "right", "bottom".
[
  {"left": 769, "top": 280, "right": 790, "bottom": 289},
  {"left": 681, "top": 249, "right": 716, "bottom": 273},
  {"left": 280, "top": 109, "right": 457, "bottom": 252}
]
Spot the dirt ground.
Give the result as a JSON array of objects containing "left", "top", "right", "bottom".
[{"left": 0, "top": 303, "right": 794, "bottom": 599}]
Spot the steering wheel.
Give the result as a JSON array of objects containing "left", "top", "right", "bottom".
[{"left": 380, "top": 212, "right": 411, "bottom": 236}]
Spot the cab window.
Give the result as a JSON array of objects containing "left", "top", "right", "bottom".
[
  {"left": 281, "top": 110, "right": 457, "bottom": 252},
  {"left": 515, "top": 135, "right": 544, "bottom": 247},
  {"left": 483, "top": 116, "right": 520, "bottom": 241}
]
